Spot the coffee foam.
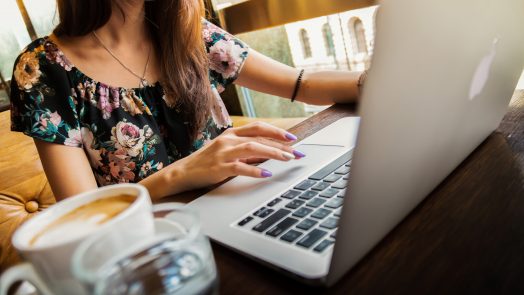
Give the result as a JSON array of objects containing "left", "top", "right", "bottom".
[{"left": 30, "top": 195, "right": 136, "bottom": 248}]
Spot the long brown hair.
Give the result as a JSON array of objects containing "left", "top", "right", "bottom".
[{"left": 54, "top": 0, "right": 212, "bottom": 141}]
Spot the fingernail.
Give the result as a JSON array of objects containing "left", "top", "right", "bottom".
[
  {"left": 282, "top": 151, "right": 295, "bottom": 160},
  {"left": 293, "top": 150, "right": 306, "bottom": 158},
  {"left": 261, "top": 169, "right": 272, "bottom": 177},
  {"left": 285, "top": 132, "right": 297, "bottom": 141}
]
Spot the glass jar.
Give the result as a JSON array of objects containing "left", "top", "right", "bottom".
[{"left": 72, "top": 206, "right": 218, "bottom": 295}]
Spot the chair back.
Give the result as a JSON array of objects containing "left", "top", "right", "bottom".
[{"left": 0, "top": 110, "right": 56, "bottom": 273}]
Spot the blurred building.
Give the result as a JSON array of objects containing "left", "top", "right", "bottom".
[
  {"left": 211, "top": 1, "right": 379, "bottom": 117},
  {"left": 283, "top": 6, "right": 377, "bottom": 114},
  {"left": 285, "top": 6, "right": 377, "bottom": 72}
]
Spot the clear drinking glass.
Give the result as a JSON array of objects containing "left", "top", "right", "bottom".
[{"left": 72, "top": 206, "right": 218, "bottom": 295}]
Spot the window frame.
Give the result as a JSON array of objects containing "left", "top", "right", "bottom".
[
  {"left": 349, "top": 17, "right": 368, "bottom": 54},
  {"left": 322, "top": 23, "right": 335, "bottom": 57},
  {"left": 299, "top": 28, "right": 313, "bottom": 59}
]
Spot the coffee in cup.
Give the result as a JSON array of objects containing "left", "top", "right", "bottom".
[
  {"left": 30, "top": 194, "right": 137, "bottom": 248},
  {"left": 0, "top": 184, "right": 154, "bottom": 295}
]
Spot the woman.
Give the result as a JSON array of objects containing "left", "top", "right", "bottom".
[{"left": 10, "top": 0, "right": 363, "bottom": 201}]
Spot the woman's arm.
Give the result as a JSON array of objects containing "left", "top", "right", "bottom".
[
  {"left": 234, "top": 49, "right": 362, "bottom": 105},
  {"left": 34, "top": 140, "right": 98, "bottom": 201},
  {"left": 34, "top": 139, "right": 179, "bottom": 200},
  {"left": 36, "top": 123, "right": 303, "bottom": 201}
]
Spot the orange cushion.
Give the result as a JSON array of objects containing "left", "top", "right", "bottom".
[{"left": 0, "top": 110, "right": 56, "bottom": 272}]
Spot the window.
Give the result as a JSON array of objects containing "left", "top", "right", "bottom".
[
  {"left": 349, "top": 17, "right": 368, "bottom": 54},
  {"left": 0, "top": 0, "right": 59, "bottom": 110},
  {"left": 322, "top": 23, "right": 335, "bottom": 57},
  {"left": 0, "top": 1, "right": 32, "bottom": 79},
  {"left": 212, "top": 1, "right": 380, "bottom": 118},
  {"left": 23, "top": 0, "right": 59, "bottom": 37},
  {"left": 227, "top": 5, "right": 378, "bottom": 118},
  {"left": 299, "top": 29, "right": 312, "bottom": 59}
]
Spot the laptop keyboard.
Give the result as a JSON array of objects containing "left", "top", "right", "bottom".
[{"left": 236, "top": 150, "right": 352, "bottom": 253}]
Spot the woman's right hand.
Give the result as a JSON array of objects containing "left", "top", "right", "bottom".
[{"left": 144, "top": 122, "right": 306, "bottom": 198}]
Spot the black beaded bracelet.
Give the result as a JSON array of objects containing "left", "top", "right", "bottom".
[{"left": 291, "top": 69, "right": 305, "bottom": 102}]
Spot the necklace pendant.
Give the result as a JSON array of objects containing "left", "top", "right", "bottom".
[{"left": 140, "top": 78, "right": 148, "bottom": 88}]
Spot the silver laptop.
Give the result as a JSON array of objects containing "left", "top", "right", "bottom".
[{"left": 183, "top": 0, "right": 524, "bottom": 286}]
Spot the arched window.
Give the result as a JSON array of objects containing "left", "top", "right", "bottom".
[
  {"left": 349, "top": 18, "right": 368, "bottom": 54},
  {"left": 299, "top": 29, "right": 312, "bottom": 58},
  {"left": 322, "top": 23, "right": 335, "bottom": 56}
]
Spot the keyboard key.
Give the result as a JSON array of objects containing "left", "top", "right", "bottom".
[
  {"left": 299, "top": 190, "right": 318, "bottom": 200},
  {"left": 334, "top": 208, "right": 342, "bottom": 217},
  {"left": 306, "top": 198, "right": 326, "bottom": 208},
  {"left": 337, "top": 189, "right": 346, "bottom": 198},
  {"left": 311, "top": 208, "right": 332, "bottom": 219},
  {"left": 266, "top": 217, "right": 299, "bottom": 237},
  {"left": 253, "top": 207, "right": 267, "bottom": 216},
  {"left": 238, "top": 216, "right": 253, "bottom": 226},
  {"left": 267, "top": 198, "right": 282, "bottom": 207},
  {"left": 280, "top": 229, "right": 303, "bottom": 243},
  {"left": 330, "top": 229, "right": 337, "bottom": 239},
  {"left": 297, "top": 229, "right": 328, "bottom": 249},
  {"left": 285, "top": 200, "right": 305, "bottom": 210},
  {"left": 311, "top": 182, "right": 330, "bottom": 191},
  {"left": 294, "top": 180, "right": 317, "bottom": 190},
  {"left": 335, "top": 166, "right": 350, "bottom": 175},
  {"left": 281, "top": 190, "right": 302, "bottom": 199},
  {"left": 323, "top": 174, "right": 342, "bottom": 183},
  {"left": 319, "top": 188, "right": 339, "bottom": 198},
  {"left": 252, "top": 209, "right": 291, "bottom": 233},
  {"left": 325, "top": 198, "right": 344, "bottom": 209},
  {"left": 344, "top": 160, "right": 352, "bottom": 167},
  {"left": 313, "top": 239, "right": 334, "bottom": 253},
  {"left": 332, "top": 180, "right": 348, "bottom": 189},
  {"left": 319, "top": 217, "right": 339, "bottom": 229},
  {"left": 293, "top": 207, "right": 313, "bottom": 218},
  {"left": 309, "top": 150, "right": 353, "bottom": 181},
  {"left": 296, "top": 218, "right": 317, "bottom": 230},
  {"left": 343, "top": 175, "right": 349, "bottom": 180},
  {"left": 257, "top": 208, "right": 274, "bottom": 218}
]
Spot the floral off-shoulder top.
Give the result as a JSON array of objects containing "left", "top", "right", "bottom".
[{"left": 10, "top": 21, "right": 249, "bottom": 185}]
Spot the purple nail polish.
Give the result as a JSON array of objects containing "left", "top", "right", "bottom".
[
  {"left": 285, "top": 132, "right": 297, "bottom": 141},
  {"left": 261, "top": 169, "right": 272, "bottom": 177},
  {"left": 293, "top": 150, "right": 306, "bottom": 158}
]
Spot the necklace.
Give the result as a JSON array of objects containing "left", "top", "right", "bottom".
[{"left": 92, "top": 31, "right": 151, "bottom": 88}]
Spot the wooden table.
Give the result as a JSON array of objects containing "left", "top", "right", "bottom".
[{"left": 162, "top": 90, "right": 524, "bottom": 294}]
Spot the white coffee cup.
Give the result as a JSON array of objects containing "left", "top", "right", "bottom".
[{"left": 0, "top": 184, "right": 155, "bottom": 295}]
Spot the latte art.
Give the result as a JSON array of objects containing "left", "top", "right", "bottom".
[{"left": 30, "top": 194, "right": 136, "bottom": 247}]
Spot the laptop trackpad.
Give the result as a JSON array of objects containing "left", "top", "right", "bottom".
[
  {"left": 202, "top": 144, "right": 349, "bottom": 198},
  {"left": 258, "top": 144, "right": 347, "bottom": 184}
]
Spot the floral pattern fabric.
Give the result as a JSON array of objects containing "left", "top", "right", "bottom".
[{"left": 10, "top": 20, "right": 249, "bottom": 185}]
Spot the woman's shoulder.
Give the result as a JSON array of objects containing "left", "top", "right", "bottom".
[
  {"left": 201, "top": 19, "right": 249, "bottom": 92},
  {"left": 201, "top": 19, "right": 244, "bottom": 47},
  {"left": 15, "top": 36, "right": 74, "bottom": 73},
  {"left": 13, "top": 36, "right": 75, "bottom": 92},
  {"left": 16, "top": 36, "right": 51, "bottom": 65},
  {"left": 20, "top": 37, "right": 46, "bottom": 53},
  {"left": 14, "top": 37, "right": 47, "bottom": 73}
]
